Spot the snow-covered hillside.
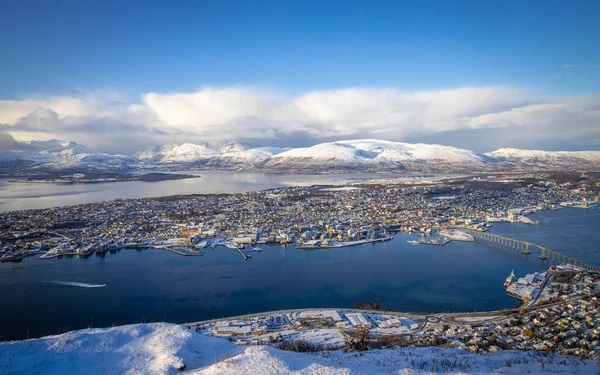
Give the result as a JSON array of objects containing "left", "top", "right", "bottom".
[
  {"left": 137, "top": 143, "right": 288, "bottom": 167},
  {"left": 0, "top": 139, "right": 138, "bottom": 171},
  {"left": 217, "top": 147, "right": 287, "bottom": 166},
  {"left": 0, "top": 151, "right": 57, "bottom": 169},
  {"left": 137, "top": 143, "right": 220, "bottom": 163},
  {"left": 487, "top": 148, "right": 600, "bottom": 160},
  {"left": 486, "top": 148, "right": 600, "bottom": 169},
  {"left": 0, "top": 323, "right": 596, "bottom": 375},
  {"left": 2, "top": 138, "right": 598, "bottom": 172},
  {"left": 264, "top": 139, "right": 492, "bottom": 171}
]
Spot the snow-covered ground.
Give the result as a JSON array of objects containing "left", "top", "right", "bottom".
[{"left": 1, "top": 323, "right": 598, "bottom": 375}]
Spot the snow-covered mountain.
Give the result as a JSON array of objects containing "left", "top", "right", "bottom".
[
  {"left": 2, "top": 138, "right": 599, "bottom": 172},
  {"left": 136, "top": 142, "right": 288, "bottom": 167},
  {"left": 220, "top": 141, "right": 247, "bottom": 154},
  {"left": 262, "top": 139, "right": 494, "bottom": 172},
  {"left": 136, "top": 143, "right": 220, "bottom": 163},
  {"left": 217, "top": 147, "right": 288, "bottom": 166},
  {"left": 0, "top": 151, "right": 57, "bottom": 170},
  {"left": 0, "top": 139, "right": 138, "bottom": 171},
  {"left": 485, "top": 148, "right": 600, "bottom": 170}
]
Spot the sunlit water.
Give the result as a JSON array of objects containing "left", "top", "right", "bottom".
[{"left": 0, "top": 171, "right": 392, "bottom": 212}]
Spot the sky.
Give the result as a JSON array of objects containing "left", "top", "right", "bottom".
[{"left": 0, "top": 0, "right": 599, "bottom": 153}]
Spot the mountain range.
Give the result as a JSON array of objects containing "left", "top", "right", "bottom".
[{"left": 1, "top": 139, "right": 599, "bottom": 173}]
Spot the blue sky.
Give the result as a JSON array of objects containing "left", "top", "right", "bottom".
[
  {"left": 2, "top": 0, "right": 599, "bottom": 97},
  {"left": 0, "top": 0, "right": 599, "bottom": 152}
]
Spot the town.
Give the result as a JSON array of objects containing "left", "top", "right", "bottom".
[
  {"left": 0, "top": 172, "right": 598, "bottom": 262},
  {"left": 1, "top": 171, "right": 599, "bottom": 360}
]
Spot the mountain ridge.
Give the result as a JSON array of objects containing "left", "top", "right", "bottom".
[{"left": 1, "top": 138, "right": 599, "bottom": 172}]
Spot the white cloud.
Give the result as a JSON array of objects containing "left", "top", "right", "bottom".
[{"left": 0, "top": 86, "right": 598, "bottom": 152}]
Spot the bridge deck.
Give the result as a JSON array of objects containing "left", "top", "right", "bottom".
[{"left": 462, "top": 229, "right": 600, "bottom": 272}]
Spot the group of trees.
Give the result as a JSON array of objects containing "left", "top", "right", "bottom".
[{"left": 344, "top": 326, "right": 370, "bottom": 351}]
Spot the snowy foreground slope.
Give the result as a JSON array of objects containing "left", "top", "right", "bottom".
[{"left": 1, "top": 323, "right": 597, "bottom": 375}]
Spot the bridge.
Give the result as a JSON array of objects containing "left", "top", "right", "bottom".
[{"left": 463, "top": 230, "right": 600, "bottom": 273}]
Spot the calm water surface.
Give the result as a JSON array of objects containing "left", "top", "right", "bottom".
[
  {"left": 2, "top": 208, "right": 598, "bottom": 341},
  {"left": 0, "top": 171, "right": 390, "bottom": 212},
  {"left": 0, "top": 194, "right": 598, "bottom": 340}
]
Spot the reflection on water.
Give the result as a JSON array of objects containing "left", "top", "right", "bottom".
[{"left": 0, "top": 171, "right": 390, "bottom": 212}]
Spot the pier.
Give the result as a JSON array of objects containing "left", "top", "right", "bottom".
[
  {"left": 235, "top": 247, "right": 250, "bottom": 260},
  {"left": 163, "top": 248, "right": 203, "bottom": 257},
  {"left": 464, "top": 230, "right": 600, "bottom": 272}
]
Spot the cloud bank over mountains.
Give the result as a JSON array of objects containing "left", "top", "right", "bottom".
[{"left": 0, "top": 86, "right": 598, "bottom": 153}]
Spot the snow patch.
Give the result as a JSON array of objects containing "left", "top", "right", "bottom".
[{"left": 0, "top": 323, "right": 597, "bottom": 375}]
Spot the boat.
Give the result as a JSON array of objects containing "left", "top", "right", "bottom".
[
  {"left": 518, "top": 216, "right": 539, "bottom": 225},
  {"left": 407, "top": 240, "right": 419, "bottom": 245},
  {"left": 439, "top": 229, "right": 475, "bottom": 242},
  {"left": 252, "top": 247, "right": 263, "bottom": 252},
  {"left": 76, "top": 244, "right": 95, "bottom": 257},
  {"left": 504, "top": 270, "right": 515, "bottom": 288},
  {"left": 38, "top": 248, "right": 62, "bottom": 259}
]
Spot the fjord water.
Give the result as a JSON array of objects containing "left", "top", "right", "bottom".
[
  {"left": 0, "top": 171, "right": 386, "bottom": 212},
  {"left": 1, "top": 208, "right": 597, "bottom": 341}
]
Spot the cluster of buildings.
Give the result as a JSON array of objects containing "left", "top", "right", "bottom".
[
  {"left": 195, "top": 309, "right": 421, "bottom": 347},
  {"left": 418, "top": 266, "right": 600, "bottom": 358},
  {"left": 505, "top": 265, "right": 600, "bottom": 305},
  {"left": 192, "top": 266, "right": 600, "bottom": 359},
  {"left": 0, "top": 173, "right": 597, "bottom": 261}
]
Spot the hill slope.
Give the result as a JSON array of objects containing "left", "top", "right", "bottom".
[
  {"left": 0, "top": 323, "right": 596, "bottom": 375},
  {"left": 262, "top": 139, "right": 493, "bottom": 172},
  {"left": 485, "top": 148, "right": 600, "bottom": 170}
]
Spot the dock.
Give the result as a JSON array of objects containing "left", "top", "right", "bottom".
[
  {"left": 163, "top": 248, "right": 203, "bottom": 257},
  {"left": 235, "top": 247, "right": 250, "bottom": 260}
]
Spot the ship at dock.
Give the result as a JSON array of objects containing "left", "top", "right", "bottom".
[
  {"left": 439, "top": 229, "right": 475, "bottom": 242},
  {"left": 76, "top": 244, "right": 96, "bottom": 257},
  {"left": 504, "top": 270, "right": 516, "bottom": 288},
  {"left": 518, "top": 216, "right": 539, "bottom": 225}
]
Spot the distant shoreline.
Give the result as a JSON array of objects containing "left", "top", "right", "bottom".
[{"left": 17, "top": 172, "right": 201, "bottom": 185}]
